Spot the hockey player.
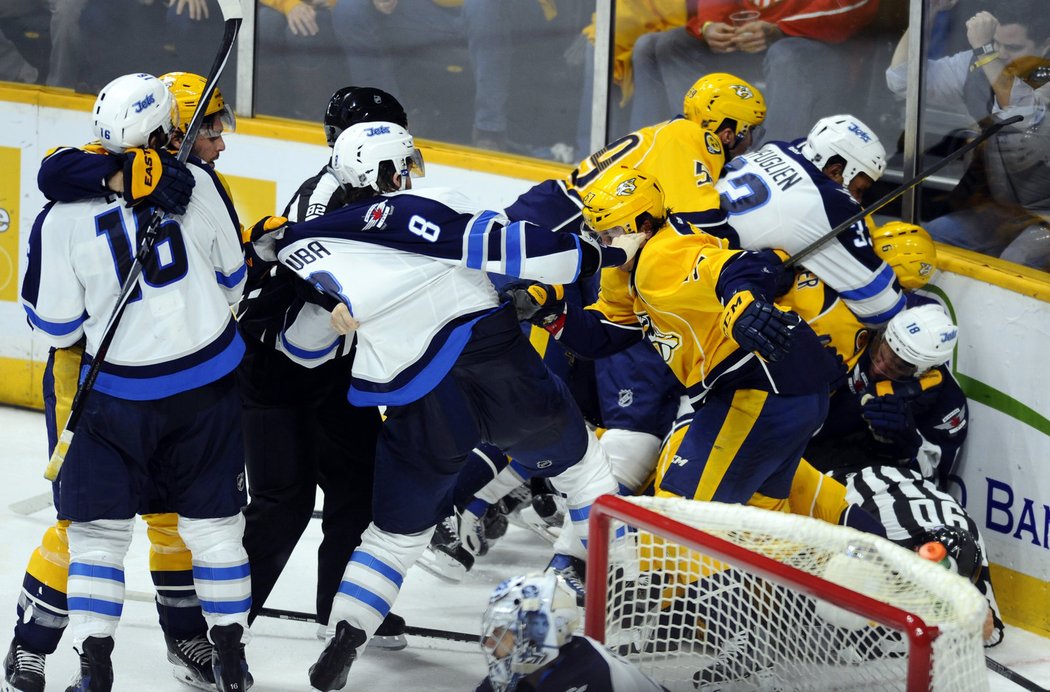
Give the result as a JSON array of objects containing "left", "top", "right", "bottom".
[
  {"left": 19, "top": 73, "right": 250, "bottom": 692},
  {"left": 236, "top": 85, "right": 406, "bottom": 648},
  {"left": 6, "top": 73, "right": 243, "bottom": 692},
  {"left": 477, "top": 573, "right": 666, "bottom": 692},
  {"left": 508, "top": 164, "right": 841, "bottom": 523},
  {"left": 249, "top": 121, "right": 626, "bottom": 691},
  {"left": 716, "top": 114, "right": 905, "bottom": 327}
]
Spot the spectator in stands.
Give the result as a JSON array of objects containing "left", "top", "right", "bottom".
[
  {"left": 329, "top": 0, "right": 512, "bottom": 150},
  {"left": 256, "top": 0, "right": 341, "bottom": 120},
  {"left": 627, "top": 0, "right": 878, "bottom": 140},
  {"left": 0, "top": 0, "right": 47, "bottom": 84},
  {"left": 886, "top": 3, "right": 1050, "bottom": 271}
]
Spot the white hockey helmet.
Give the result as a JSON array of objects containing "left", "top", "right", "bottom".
[
  {"left": 330, "top": 121, "right": 424, "bottom": 191},
  {"left": 92, "top": 73, "right": 179, "bottom": 154},
  {"left": 883, "top": 304, "right": 958, "bottom": 373},
  {"left": 800, "top": 115, "right": 886, "bottom": 187},
  {"left": 481, "top": 573, "right": 579, "bottom": 691}
]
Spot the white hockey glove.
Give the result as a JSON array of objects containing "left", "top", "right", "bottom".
[{"left": 330, "top": 303, "right": 359, "bottom": 335}]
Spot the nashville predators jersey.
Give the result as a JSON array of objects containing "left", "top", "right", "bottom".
[
  {"left": 779, "top": 269, "right": 870, "bottom": 372},
  {"left": 569, "top": 117, "right": 726, "bottom": 224}
]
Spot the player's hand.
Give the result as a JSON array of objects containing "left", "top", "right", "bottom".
[
  {"left": 249, "top": 215, "right": 290, "bottom": 262},
  {"left": 287, "top": 2, "right": 320, "bottom": 36},
  {"left": 122, "top": 148, "right": 195, "bottom": 216},
  {"left": 860, "top": 394, "right": 921, "bottom": 450},
  {"left": 721, "top": 290, "right": 799, "bottom": 362},
  {"left": 330, "top": 303, "right": 359, "bottom": 335},
  {"left": 702, "top": 21, "right": 737, "bottom": 53},
  {"left": 500, "top": 280, "right": 566, "bottom": 326},
  {"left": 169, "top": 0, "right": 209, "bottom": 21},
  {"left": 609, "top": 231, "right": 647, "bottom": 268}
]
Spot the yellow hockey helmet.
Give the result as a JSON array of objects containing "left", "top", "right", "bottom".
[
  {"left": 683, "top": 72, "right": 766, "bottom": 139},
  {"left": 871, "top": 221, "right": 938, "bottom": 289},
  {"left": 580, "top": 165, "right": 666, "bottom": 235},
  {"left": 160, "top": 71, "right": 236, "bottom": 137}
]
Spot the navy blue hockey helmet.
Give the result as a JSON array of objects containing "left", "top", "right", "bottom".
[{"left": 324, "top": 86, "right": 408, "bottom": 147}]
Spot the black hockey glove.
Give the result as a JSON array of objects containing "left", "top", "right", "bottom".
[
  {"left": 122, "top": 147, "right": 195, "bottom": 215},
  {"left": 860, "top": 393, "right": 921, "bottom": 451},
  {"left": 500, "top": 280, "right": 566, "bottom": 326},
  {"left": 248, "top": 215, "right": 290, "bottom": 263},
  {"left": 720, "top": 290, "right": 799, "bottom": 363}
]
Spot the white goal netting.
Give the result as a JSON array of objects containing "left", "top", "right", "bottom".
[{"left": 587, "top": 496, "right": 988, "bottom": 692}]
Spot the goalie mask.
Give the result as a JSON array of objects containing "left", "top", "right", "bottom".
[
  {"left": 481, "top": 573, "right": 580, "bottom": 692},
  {"left": 881, "top": 304, "right": 958, "bottom": 375},
  {"left": 160, "top": 71, "right": 236, "bottom": 139},
  {"left": 683, "top": 72, "right": 766, "bottom": 145},
  {"left": 871, "top": 221, "right": 938, "bottom": 290},
  {"left": 800, "top": 114, "right": 886, "bottom": 188},
  {"left": 324, "top": 86, "right": 408, "bottom": 148},
  {"left": 330, "top": 121, "right": 424, "bottom": 192},
  {"left": 92, "top": 73, "right": 179, "bottom": 154},
  {"left": 580, "top": 165, "right": 666, "bottom": 243},
  {"left": 917, "top": 525, "right": 982, "bottom": 584}
]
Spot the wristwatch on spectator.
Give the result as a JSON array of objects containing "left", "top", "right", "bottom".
[{"left": 969, "top": 43, "right": 999, "bottom": 71}]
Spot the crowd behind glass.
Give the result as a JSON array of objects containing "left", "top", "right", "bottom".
[{"left": 1, "top": 0, "right": 1047, "bottom": 273}]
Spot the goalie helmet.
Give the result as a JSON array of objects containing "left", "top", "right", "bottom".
[
  {"left": 883, "top": 304, "right": 957, "bottom": 374},
  {"left": 481, "top": 573, "right": 579, "bottom": 692},
  {"left": 917, "top": 525, "right": 982, "bottom": 584},
  {"left": 800, "top": 115, "right": 886, "bottom": 187},
  {"left": 92, "top": 73, "right": 179, "bottom": 154},
  {"left": 871, "top": 221, "right": 938, "bottom": 290},
  {"left": 330, "top": 121, "right": 424, "bottom": 191},
  {"left": 324, "top": 86, "right": 408, "bottom": 147},
  {"left": 580, "top": 165, "right": 666, "bottom": 235},
  {"left": 160, "top": 71, "right": 236, "bottom": 138},
  {"left": 682, "top": 72, "right": 766, "bottom": 141}
]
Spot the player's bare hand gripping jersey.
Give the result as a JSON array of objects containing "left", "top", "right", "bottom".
[
  {"left": 275, "top": 187, "right": 603, "bottom": 406},
  {"left": 21, "top": 164, "right": 246, "bottom": 399},
  {"left": 717, "top": 140, "right": 905, "bottom": 326}
]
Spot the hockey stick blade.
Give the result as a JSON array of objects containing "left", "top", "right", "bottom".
[
  {"left": 43, "top": 0, "right": 245, "bottom": 482},
  {"left": 986, "top": 656, "right": 1050, "bottom": 692},
  {"left": 785, "top": 114, "right": 1023, "bottom": 269},
  {"left": 256, "top": 606, "right": 477, "bottom": 644},
  {"left": 8, "top": 491, "right": 54, "bottom": 516}
]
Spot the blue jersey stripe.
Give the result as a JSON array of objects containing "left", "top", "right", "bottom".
[
  {"left": 69, "top": 563, "right": 125, "bottom": 583},
  {"left": 467, "top": 211, "right": 497, "bottom": 269},
  {"left": 838, "top": 264, "right": 897, "bottom": 301},
  {"left": 67, "top": 597, "right": 123, "bottom": 617},
  {"left": 336, "top": 582, "right": 390, "bottom": 616},
  {"left": 280, "top": 331, "right": 341, "bottom": 360},
  {"left": 350, "top": 552, "right": 404, "bottom": 587},
  {"left": 192, "top": 563, "right": 250, "bottom": 581},
  {"left": 23, "top": 306, "right": 88, "bottom": 337},
  {"left": 199, "top": 596, "right": 252, "bottom": 615},
  {"left": 505, "top": 221, "right": 523, "bottom": 276},
  {"left": 216, "top": 263, "right": 246, "bottom": 288},
  {"left": 859, "top": 292, "right": 907, "bottom": 326}
]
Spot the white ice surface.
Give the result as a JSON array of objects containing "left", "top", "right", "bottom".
[{"left": 1, "top": 405, "right": 1047, "bottom": 691}]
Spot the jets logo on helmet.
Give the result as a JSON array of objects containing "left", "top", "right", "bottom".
[
  {"left": 615, "top": 179, "right": 637, "bottom": 196},
  {"left": 883, "top": 304, "right": 958, "bottom": 373},
  {"left": 800, "top": 114, "right": 886, "bottom": 187},
  {"left": 92, "top": 73, "right": 179, "bottom": 154},
  {"left": 330, "top": 121, "right": 424, "bottom": 191}
]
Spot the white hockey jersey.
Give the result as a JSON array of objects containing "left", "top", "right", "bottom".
[
  {"left": 21, "top": 164, "right": 246, "bottom": 400},
  {"left": 274, "top": 187, "right": 594, "bottom": 406},
  {"left": 717, "top": 141, "right": 905, "bottom": 326}
]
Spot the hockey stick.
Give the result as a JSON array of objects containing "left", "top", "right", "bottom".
[
  {"left": 785, "top": 114, "right": 1023, "bottom": 268},
  {"left": 43, "top": 0, "right": 246, "bottom": 482},
  {"left": 124, "top": 591, "right": 475, "bottom": 644},
  {"left": 985, "top": 656, "right": 1050, "bottom": 692},
  {"left": 256, "top": 606, "right": 477, "bottom": 644},
  {"left": 8, "top": 491, "right": 54, "bottom": 516}
]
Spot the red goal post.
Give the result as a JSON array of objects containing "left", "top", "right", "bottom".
[{"left": 585, "top": 495, "right": 988, "bottom": 691}]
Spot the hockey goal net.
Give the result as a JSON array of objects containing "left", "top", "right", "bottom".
[{"left": 585, "top": 495, "right": 989, "bottom": 691}]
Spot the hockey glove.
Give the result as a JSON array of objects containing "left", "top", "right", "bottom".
[
  {"left": 860, "top": 393, "right": 921, "bottom": 451},
  {"left": 500, "top": 280, "right": 567, "bottom": 326},
  {"left": 249, "top": 215, "right": 290, "bottom": 263},
  {"left": 122, "top": 147, "right": 195, "bottom": 215},
  {"left": 720, "top": 290, "right": 800, "bottom": 363}
]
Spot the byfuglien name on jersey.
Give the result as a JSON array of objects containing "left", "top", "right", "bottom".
[{"left": 751, "top": 147, "right": 804, "bottom": 191}]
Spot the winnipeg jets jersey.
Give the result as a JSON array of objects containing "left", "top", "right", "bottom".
[
  {"left": 717, "top": 140, "right": 905, "bottom": 326},
  {"left": 21, "top": 164, "right": 246, "bottom": 400},
  {"left": 274, "top": 187, "right": 592, "bottom": 406}
]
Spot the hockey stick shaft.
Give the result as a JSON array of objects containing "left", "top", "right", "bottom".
[
  {"left": 43, "top": 0, "right": 245, "bottom": 482},
  {"left": 986, "top": 656, "right": 1049, "bottom": 692},
  {"left": 8, "top": 491, "right": 54, "bottom": 516},
  {"left": 256, "top": 606, "right": 477, "bottom": 644},
  {"left": 785, "top": 114, "right": 1023, "bottom": 269}
]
